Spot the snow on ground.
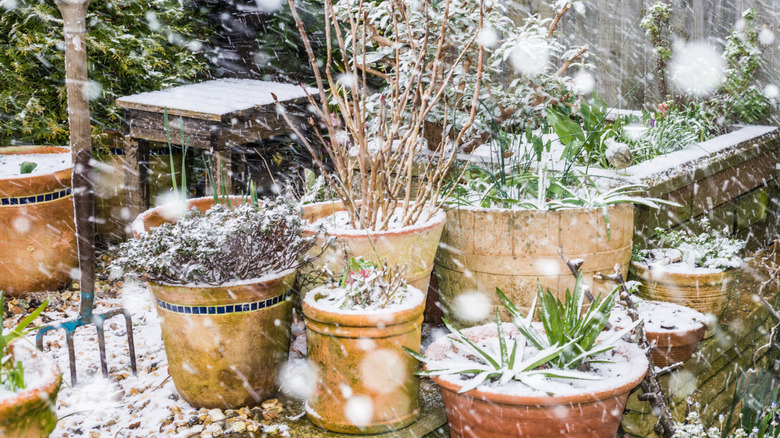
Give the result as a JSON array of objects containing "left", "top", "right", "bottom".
[{"left": 5, "top": 275, "right": 299, "bottom": 437}]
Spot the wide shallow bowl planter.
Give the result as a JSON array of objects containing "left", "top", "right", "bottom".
[
  {"left": 302, "top": 285, "right": 426, "bottom": 434},
  {"left": 629, "top": 261, "right": 736, "bottom": 319},
  {"left": 301, "top": 200, "right": 446, "bottom": 294},
  {"left": 435, "top": 203, "right": 634, "bottom": 326},
  {"left": 133, "top": 196, "right": 295, "bottom": 409},
  {"left": 424, "top": 324, "right": 648, "bottom": 438},
  {"left": 611, "top": 300, "right": 706, "bottom": 368},
  {"left": 0, "top": 146, "right": 77, "bottom": 295},
  {"left": 0, "top": 343, "right": 62, "bottom": 438}
]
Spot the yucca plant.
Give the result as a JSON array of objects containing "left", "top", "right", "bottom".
[
  {"left": 406, "top": 273, "right": 641, "bottom": 394},
  {"left": 499, "top": 274, "right": 641, "bottom": 370},
  {"left": 1, "top": 293, "right": 48, "bottom": 392}
]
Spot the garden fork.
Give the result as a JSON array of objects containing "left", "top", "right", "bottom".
[{"left": 34, "top": 0, "right": 136, "bottom": 386}]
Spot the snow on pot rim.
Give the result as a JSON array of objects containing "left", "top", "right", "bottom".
[
  {"left": 301, "top": 199, "right": 446, "bottom": 237},
  {"left": 630, "top": 259, "right": 735, "bottom": 280},
  {"left": 0, "top": 145, "right": 71, "bottom": 181},
  {"left": 423, "top": 323, "right": 648, "bottom": 405},
  {"left": 303, "top": 284, "right": 426, "bottom": 326},
  {"left": 0, "top": 343, "right": 61, "bottom": 405},
  {"left": 146, "top": 267, "right": 297, "bottom": 290},
  {"left": 610, "top": 299, "right": 706, "bottom": 336}
]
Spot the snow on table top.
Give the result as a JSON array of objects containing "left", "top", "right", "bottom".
[{"left": 115, "top": 79, "right": 317, "bottom": 119}]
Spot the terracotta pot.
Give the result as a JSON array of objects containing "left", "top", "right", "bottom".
[
  {"left": 134, "top": 196, "right": 294, "bottom": 408},
  {"left": 0, "top": 344, "right": 62, "bottom": 438},
  {"left": 302, "top": 285, "right": 426, "bottom": 434},
  {"left": 424, "top": 325, "right": 648, "bottom": 438},
  {"left": 0, "top": 146, "right": 77, "bottom": 295},
  {"left": 629, "top": 261, "right": 736, "bottom": 319},
  {"left": 301, "top": 201, "right": 446, "bottom": 294},
  {"left": 435, "top": 204, "right": 634, "bottom": 327},
  {"left": 93, "top": 139, "right": 184, "bottom": 242},
  {"left": 611, "top": 300, "right": 706, "bottom": 368}
]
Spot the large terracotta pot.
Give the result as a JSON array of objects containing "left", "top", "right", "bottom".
[
  {"left": 133, "top": 196, "right": 294, "bottom": 408},
  {"left": 302, "top": 285, "right": 426, "bottom": 434},
  {"left": 424, "top": 325, "right": 648, "bottom": 438},
  {"left": 0, "top": 344, "right": 62, "bottom": 438},
  {"left": 0, "top": 146, "right": 77, "bottom": 295},
  {"left": 301, "top": 201, "right": 446, "bottom": 294},
  {"left": 629, "top": 261, "right": 736, "bottom": 319},
  {"left": 435, "top": 203, "right": 634, "bottom": 327},
  {"left": 94, "top": 141, "right": 183, "bottom": 242}
]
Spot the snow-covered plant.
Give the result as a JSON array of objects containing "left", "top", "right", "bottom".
[
  {"left": 1, "top": 293, "right": 47, "bottom": 393},
  {"left": 113, "top": 197, "right": 315, "bottom": 286},
  {"left": 278, "top": 0, "right": 485, "bottom": 231},
  {"left": 405, "top": 274, "right": 640, "bottom": 393},
  {"left": 313, "top": 258, "right": 408, "bottom": 310},
  {"left": 652, "top": 218, "right": 745, "bottom": 271},
  {"left": 405, "top": 313, "right": 597, "bottom": 394},
  {"left": 332, "top": 0, "right": 588, "bottom": 146},
  {"left": 641, "top": 1, "right": 673, "bottom": 98},
  {"left": 498, "top": 274, "right": 641, "bottom": 370}
]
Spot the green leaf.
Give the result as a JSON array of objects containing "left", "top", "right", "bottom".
[
  {"left": 19, "top": 162, "right": 37, "bottom": 174},
  {"left": 443, "top": 318, "right": 500, "bottom": 370}
]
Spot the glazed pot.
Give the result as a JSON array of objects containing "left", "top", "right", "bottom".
[
  {"left": 630, "top": 261, "right": 736, "bottom": 319},
  {"left": 424, "top": 325, "right": 648, "bottom": 438},
  {"left": 0, "top": 146, "right": 77, "bottom": 295},
  {"left": 301, "top": 201, "right": 446, "bottom": 294},
  {"left": 133, "top": 196, "right": 295, "bottom": 408},
  {"left": 0, "top": 343, "right": 62, "bottom": 438},
  {"left": 302, "top": 285, "right": 426, "bottom": 434},
  {"left": 435, "top": 203, "right": 634, "bottom": 327},
  {"left": 93, "top": 137, "right": 184, "bottom": 242}
]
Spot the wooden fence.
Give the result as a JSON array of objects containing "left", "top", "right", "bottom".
[{"left": 508, "top": 0, "right": 780, "bottom": 123}]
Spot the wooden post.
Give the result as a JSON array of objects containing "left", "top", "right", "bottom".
[{"left": 56, "top": 0, "right": 95, "bottom": 318}]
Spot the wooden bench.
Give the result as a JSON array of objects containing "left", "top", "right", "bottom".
[{"left": 116, "top": 78, "right": 314, "bottom": 218}]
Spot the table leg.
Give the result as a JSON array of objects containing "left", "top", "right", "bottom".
[
  {"left": 207, "top": 148, "right": 233, "bottom": 196},
  {"left": 124, "top": 137, "right": 149, "bottom": 233}
]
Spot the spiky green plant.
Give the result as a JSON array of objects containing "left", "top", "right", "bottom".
[{"left": 1, "top": 293, "right": 48, "bottom": 392}]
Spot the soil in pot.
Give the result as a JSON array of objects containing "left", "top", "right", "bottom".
[
  {"left": 610, "top": 298, "right": 706, "bottom": 367},
  {"left": 0, "top": 343, "right": 62, "bottom": 438},
  {"left": 423, "top": 323, "right": 648, "bottom": 438},
  {"left": 301, "top": 200, "right": 445, "bottom": 299},
  {"left": 435, "top": 203, "right": 634, "bottom": 327},
  {"left": 0, "top": 146, "right": 77, "bottom": 295},
  {"left": 302, "top": 284, "right": 426, "bottom": 434}
]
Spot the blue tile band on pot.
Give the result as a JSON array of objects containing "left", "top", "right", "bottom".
[
  {"left": 156, "top": 290, "right": 293, "bottom": 315},
  {"left": 0, "top": 187, "right": 72, "bottom": 206}
]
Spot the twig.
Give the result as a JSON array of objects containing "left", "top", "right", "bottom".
[
  {"left": 556, "top": 46, "right": 588, "bottom": 77},
  {"left": 547, "top": 3, "right": 571, "bottom": 38},
  {"left": 600, "top": 268, "right": 677, "bottom": 438},
  {"left": 758, "top": 295, "right": 780, "bottom": 321}
]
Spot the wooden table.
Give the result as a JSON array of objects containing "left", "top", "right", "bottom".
[{"left": 116, "top": 79, "right": 313, "bottom": 218}]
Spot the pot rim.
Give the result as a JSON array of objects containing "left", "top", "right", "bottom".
[
  {"left": 301, "top": 200, "right": 446, "bottom": 238},
  {"left": 630, "top": 260, "right": 735, "bottom": 282},
  {"left": 147, "top": 267, "right": 298, "bottom": 290},
  {"left": 0, "top": 343, "right": 62, "bottom": 412},
  {"left": 0, "top": 146, "right": 71, "bottom": 181},
  {"left": 442, "top": 200, "right": 634, "bottom": 214},
  {"left": 302, "top": 284, "right": 426, "bottom": 327},
  {"left": 424, "top": 326, "right": 647, "bottom": 406}
]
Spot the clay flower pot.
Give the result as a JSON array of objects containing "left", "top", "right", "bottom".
[
  {"left": 0, "top": 344, "right": 62, "bottom": 438},
  {"left": 630, "top": 261, "right": 736, "bottom": 319},
  {"left": 0, "top": 146, "right": 77, "bottom": 295},
  {"left": 435, "top": 203, "right": 634, "bottom": 327},
  {"left": 133, "top": 196, "right": 295, "bottom": 408},
  {"left": 611, "top": 300, "right": 706, "bottom": 368},
  {"left": 302, "top": 285, "right": 426, "bottom": 434},
  {"left": 301, "top": 200, "right": 446, "bottom": 294},
  {"left": 424, "top": 324, "right": 648, "bottom": 438}
]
